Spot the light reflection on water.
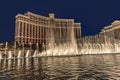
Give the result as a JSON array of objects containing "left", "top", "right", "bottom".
[{"left": 0, "top": 54, "right": 120, "bottom": 80}]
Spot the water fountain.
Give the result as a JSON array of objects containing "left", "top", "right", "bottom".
[
  {"left": 5, "top": 42, "right": 8, "bottom": 59},
  {"left": 25, "top": 50, "right": 31, "bottom": 58},
  {"left": 37, "top": 24, "right": 79, "bottom": 57},
  {"left": 0, "top": 51, "right": 2, "bottom": 59},
  {"left": 33, "top": 50, "right": 38, "bottom": 57},
  {"left": 14, "top": 42, "right": 16, "bottom": 58},
  {"left": 36, "top": 34, "right": 120, "bottom": 57},
  {"left": 8, "top": 51, "right": 13, "bottom": 59},
  {"left": 17, "top": 50, "right": 22, "bottom": 58},
  {"left": 1, "top": 36, "right": 120, "bottom": 59},
  {"left": 33, "top": 43, "right": 39, "bottom": 57},
  {"left": 1, "top": 25, "right": 120, "bottom": 59}
]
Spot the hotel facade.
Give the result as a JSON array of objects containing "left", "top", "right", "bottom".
[
  {"left": 100, "top": 20, "right": 120, "bottom": 39},
  {"left": 15, "top": 12, "right": 81, "bottom": 45}
]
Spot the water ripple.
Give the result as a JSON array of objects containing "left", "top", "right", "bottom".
[{"left": 0, "top": 54, "right": 120, "bottom": 79}]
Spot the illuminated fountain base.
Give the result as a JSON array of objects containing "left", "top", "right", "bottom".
[
  {"left": 0, "top": 41, "right": 120, "bottom": 59},
  {"left": 0, "top": 51, "right": 2, "bottom": 59}
]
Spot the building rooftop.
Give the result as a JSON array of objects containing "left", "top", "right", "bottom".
[{"left": 100, "top": 20, "right": 120, "bottom": 33}]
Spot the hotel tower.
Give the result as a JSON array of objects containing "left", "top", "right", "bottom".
[{"left": 15, "top": 12, "right": 81, "bottom": 45}]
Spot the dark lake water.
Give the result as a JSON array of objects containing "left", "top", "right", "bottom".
[{"left": 0, "top": 54, "right": 120, "bottom": 80}]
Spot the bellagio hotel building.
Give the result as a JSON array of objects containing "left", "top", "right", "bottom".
[{"left": 15, "top": 12, "right": 81, "bottom": 45}]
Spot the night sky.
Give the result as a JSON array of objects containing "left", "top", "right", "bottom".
[{"left": 0, "top": 0, "right": 120, "bottom": 42}]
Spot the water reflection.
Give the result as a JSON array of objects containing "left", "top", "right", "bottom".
[{"left": 0, "top": 54, "right": 120, "bottom": 79}]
